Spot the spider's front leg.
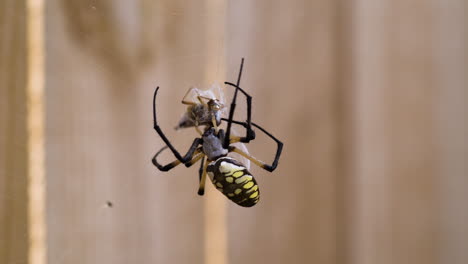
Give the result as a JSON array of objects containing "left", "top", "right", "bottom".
[
  {"left": 224, "top": 82, "right": 254, "bottom": 139},
  {"left": 221, "top": 118, "right": 256, "bottom": 143},
  {"left": 152, "top": 146, "right": 204, "bottom": 172},
  {"left": 153, "top": 87, "right": 202, "bottom": 163},
  {"left": 223, "top": 82, "right": 255, "bottom": 145}
]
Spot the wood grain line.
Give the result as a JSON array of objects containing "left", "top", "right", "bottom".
[
  {"left": 27, "top": 0, "right": 46, "bottom": 263},
  {"left": 204, "top": 1, "right": 228, "bottom": 264}
]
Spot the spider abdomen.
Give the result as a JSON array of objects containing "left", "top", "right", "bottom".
[{"left": 206, "top": 157, "right": 260, "bottom": 207}]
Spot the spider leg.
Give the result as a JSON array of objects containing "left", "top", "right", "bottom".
[
  {"left": 221, "top": 117, "right": 255, "bottom": 143},
  {"left": 184, "top": 151, "right": 205, "bottom": 167},
  {"left": 227, "top": 120, "right": 283, "bottom": 172},
  {"left": 224, "top": 58, "right": 255, "bottom": 148},
  {"left": 153, "top": 87, "right": 202, "bottom": 162},
  {"left": 197, "top": 156, "right": 209, "bottom": 196},
  {"left": 223, "top": 82, "right": 254, "bottom": 142},
  {"left": 229, "top": 146, "right": 278, "bottom": 172},
  {"left": 198, "top": 156, "right": 205, "bottom": 182},
  {"left": 152, "top": 146, "right": 204, "bottom": 171}
]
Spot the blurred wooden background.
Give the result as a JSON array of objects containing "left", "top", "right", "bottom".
[{"left": 1, "top": 0, "right": 467, "bottom": 264}]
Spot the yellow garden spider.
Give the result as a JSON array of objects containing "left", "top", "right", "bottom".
[{"left": 152, "top": 59, "right": 283, "bottom": 207}]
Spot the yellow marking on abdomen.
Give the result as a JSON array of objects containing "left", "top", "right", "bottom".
[
  {"left": 249, "top": 191, "right": 259, "bottom": 199},
  {"left": 235, "top": 175, "right": 252, "bottom": 184},
  {"left": 246, "top": 185, "right": 258, "bottom": 193},
  {"left": 232, "top": 171, "right": 243, "bottom": 178},
  {"left": 243, "top": 181, "right": 254, "bottom": 189}
]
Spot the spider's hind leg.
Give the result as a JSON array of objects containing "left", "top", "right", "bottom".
[
  {"left": 227, "top": 121, "right": 283, "bottom": 172},
  {"left": 229, "top": 146, "right": 278, "bottom": 172}
]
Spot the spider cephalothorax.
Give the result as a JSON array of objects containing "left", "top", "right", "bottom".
[{"left": 152, "top": 58, "right": 283, "bottom": 207}]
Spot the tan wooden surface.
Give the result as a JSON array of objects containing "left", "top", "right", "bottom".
[
  {"left": 26, "top": 0, "right": 47, "bottom": 263},
  {"left": 226, "top": 1, "right": 340, "bottom": 263},
  {"left": 349, "top": 1, "right": 440, "bottom": 263},
  {"left": 203, "top": 2, "right": 228, "bottom": 264},
  {"left": 45, "top": 1, "right": 207, "bottom": 263},
  {"left": 348, "top": 1, "right": 467, "bottom": 264},
  {"left": 1, "top": 0, "right": 467, "bottom": 263},
  {"left": 434, "top": 2, "right": 468, "bottom": 263},
  {"left": 0, "top": 1, "right": 29, "bottom": 263}
]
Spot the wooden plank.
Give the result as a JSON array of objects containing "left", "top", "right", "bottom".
[
  {"left": 347, "top": 0, "right": 464, "bottom": 263},
  {"left": 203, "top": 1, "right": 228, "bottom": 264},
  {"left": 45, "top": 1, "right": 208, "bottom": 263},
  {"left": 348, "top": 2, "right": 394, "bottom": 263},
  {"left": 26, "top": 0, "right": 47, "bottom": 263},
  {"left": 334, "top": 1, "right": 354, "bottom": 263},
  {"left": 226, "top": 1, "right": 339, "bottom": 263},
  {"left": 0, "top": 1, "right": 29, "bottom": 263},
  {"left": 433, "top": 1, "right": 468, "bottom": 263},
  {"left": 24, "top": 1, "right": 467, "bottom": 264}
]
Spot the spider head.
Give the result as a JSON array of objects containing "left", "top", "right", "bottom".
[{"left": 203, "top": 127, "right": 216, "bottom": 137}]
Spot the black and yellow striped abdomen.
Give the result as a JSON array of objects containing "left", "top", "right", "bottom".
[{"left": 206, "top": 157, "right": 260, "bottom": 207}]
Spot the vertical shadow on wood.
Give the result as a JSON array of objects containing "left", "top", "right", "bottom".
[
  {"left": 333, "top": 0, "right": 353, "bottom": 263},
  {"left": 0, "top": 0, "right": 29, "bottom": 263},
  {"left": 59, "top": 0, "right": 149, "bottom": 87}
]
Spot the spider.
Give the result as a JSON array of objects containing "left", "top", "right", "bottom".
[{"left": 152, "top": 58, "right": 283, "bottom": 207}]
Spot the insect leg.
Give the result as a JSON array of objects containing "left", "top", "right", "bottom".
[
  {"left": 153, "top": 87, "right": 202, "bottom": 162},
  {"left": 181, "top": 100, "right": 197, "bottom": 106},
  {"left": 197, "top": 157, "right": 209, "bottom": 196},
  {"left": 181, "top": 87, "right": 198, "bottom": 106},
  {"left": 181, "top": 87, "right": 211, "bottom": 106},
  {"left": 211, "top": 115, "right": 219, "bottom": 133},
  {"left": 194, "top": 120, "right": 204, "bottom": 136},
  {"left": 196, "top": 95, "right": 211, "bottom": 106}
]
